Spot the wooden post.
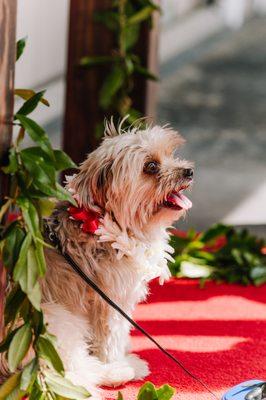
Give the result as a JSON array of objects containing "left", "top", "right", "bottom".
[
  {"left": 63, "top": 0, "right": 159, "bottom": 164},
  {"left": 63, "top": 0, "right": 114, "bottom": 165},
  {"left": 0, "top": 0, "right": 17, "bottom": 338}
]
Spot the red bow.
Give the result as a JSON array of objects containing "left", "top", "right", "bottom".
[{"left": 68, "top": 206, "right": 100, "bottom": 234}]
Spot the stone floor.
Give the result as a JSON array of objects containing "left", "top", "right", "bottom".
[{"left": 158, "top": 16, "right": 266, "bottom": 233}]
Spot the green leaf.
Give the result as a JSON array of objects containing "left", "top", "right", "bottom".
[
  {"left": 0, "top": 373, "right": 21, "bottom": 398},
  {"left": 38, "top": 198, "right": 56, "bottom": 217},
  {"left": 8, "top": 324, "right": 32, "bottom": 372},
  {"left": 128, "top": 6, "right": 155, "bottom": 25},
  {"left": 125, "top": 25, "right": 140, "bottom": 50},
  {"left": 30, "top": 181, "right": 75, "bottom": 204},
  {"left": 53, "top": 150, "right": 77, "bottom": 171},
  {"left": 15, "top": 89, "right": 50, "bottom": 106},
  {"left": 138, "top": 382, "right": 157, "bottom": 400},
  {"left": 44, "top": 370, "right": 90, "bottom": 399},
  {"left": 54, "top": 183, "right": 76, "bottom": 204},
  {"left": 27, "top": 282, "right": 42, "bottom": 311},
  {"left": 37, "top": 336, "right": 64, "bottom": 374},
  {"left": 16, "top": 37, "right": 27, "bottom": 61},
  {"left": 15, "top": 115, "right": 54, "bottom": 160},
  {"left": 156, "top": 384, "right": 175, "bottom": 400},
  {"left": 2, "top": 148, "right": 18, "bottom": 174},
  {"left": 14, "top": 242, "right": 39, "bottom": 294},
  {"left": 125, "top": 57, "right": 134, "bottom": 75},
  {"left": 5, "top": 385, "right": 25, "bottom": 400},
  {"left": 117, "top": 391, "right": 124, "bottom": 400},
  {"left": 99, "top": 65, "right": 124, "bottom": 109},
  {"left": 28, "top": 382, "right": 43, "bottom": 400},
  {"left": 13, "top": 233, "right": 32, "bottom": 280},
  {"left": 20, "top": 358, "right": 38, "bottom": 391},
  {"left": 17, "top": 197, "right": 39, "bottom": 237},
  {"left": 32, "top": 310, "right": 45, "bottom": 337},
  {"left": 41, "top": 333, "right": 58, "bottom": 351},
  {"left": 2, "top": 226, "right": 25, "bottom": 271},
  {"left": 231, "top": 248, "right": 243, "bottom": 265},
  {"left": 34, "top": 241, "right": 46, "bottom": 276},
  {"left": 20, "top": 147, "right": 56, "bottom": 187},
  {"left": 0, "top": 327, "right": 20, "bottom": 353},
  {"left": 200, "top": 223, "right": 231, "bottom": 243},
  {"left": 80, "top": 55, "right": 115, "bottom": 67},
  {"left": 15, "top": 91, "right": 46, "bottom": 117},
  {"left": 5, "top": 285, "right": 26, "bottom": 325},
  {"left": 134, "top": 64, "right": 158, "bottom": 81}
]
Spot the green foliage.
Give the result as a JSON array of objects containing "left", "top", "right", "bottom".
[
  {"left": 15, "top": 90, "right": 47, "bottom": 117},
  {"left": 0, "top": 372, "right": 24, "bottom": 399},
  {"left": 8, "top": 324, "right": 32, "bottom": 372},
  {"left": 15, "top": 89, "right": 50, "bottom": 107},
  {"left": 170, "top": 224, "right": 266, "bottom": 286},
  {"left": 80, "top": 0, "right": 159, "bottom": 135},
  {"left": 16, "top": 37, "right": 27, "bottom": 61},
  {"left": 37, "top": 336, "right": 64, "bottom": 374},
  {"left": 43, "top": 370, "right": 90, "bottom": 399},
  {"left": 117, "top": 382, "right": 175, "bottom": 400},
  {"left": 0, "top": 38, "right": 88, "bottom": 400}
]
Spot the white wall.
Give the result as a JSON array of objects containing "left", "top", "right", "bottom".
[{"left": 15, "top": 0, "right": 70, "bottom": 126}]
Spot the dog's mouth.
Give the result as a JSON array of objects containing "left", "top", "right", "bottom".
[{"left": 163, "top": 186, "right": 192, "bottom": 211}]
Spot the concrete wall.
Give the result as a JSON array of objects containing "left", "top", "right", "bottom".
[{"left": 15, "top": 0, "right": 69, "bottom": 127}]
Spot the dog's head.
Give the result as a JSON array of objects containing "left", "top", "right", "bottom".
[{"left": 70, "top": 121, "right": 194, "bottom": 233}]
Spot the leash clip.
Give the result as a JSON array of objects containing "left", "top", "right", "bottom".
[{"left": 44, "top": 221, "right": 60, "bottom": 248}]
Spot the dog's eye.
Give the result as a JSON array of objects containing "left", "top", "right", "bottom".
[{"left": 143, "top": 161, "right": 160, "bottom": 175}]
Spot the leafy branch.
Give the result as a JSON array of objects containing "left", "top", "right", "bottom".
[
  {"left": 80, "top": 0, "right": 159, "bottom": 136},
  {"left": 120, "top": 381, "right": 175, "bottom": 400},
  {"left": 170, "top": 224, "right": 266, "bottom": 286},
  {"left": 0, "top": 38, "right": 91, "bottom": 400}
]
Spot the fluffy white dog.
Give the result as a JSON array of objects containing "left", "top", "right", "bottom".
[{"left": 41, "top": 121, "right": 193, "bottom": 397}]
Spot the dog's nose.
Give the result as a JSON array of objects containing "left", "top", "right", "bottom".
[{"left": 183, "top": 168, "right": 194, "bottom": 179}]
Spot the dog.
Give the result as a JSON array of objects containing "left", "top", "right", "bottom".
[{"left": 36, "top": 121, "right": 193, "bottom": 397}]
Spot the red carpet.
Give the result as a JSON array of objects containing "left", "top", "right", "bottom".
[{"left": 103, "top": 279, "right": 266, "bottom": 399}]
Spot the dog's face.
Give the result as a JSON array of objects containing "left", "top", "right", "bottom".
[{"left": 71, "top": 122, "right": 194, "bottom": 233}]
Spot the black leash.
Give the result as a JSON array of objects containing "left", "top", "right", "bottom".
[{"left": 47, "top": 226, "right": 219, "bottom": 400}]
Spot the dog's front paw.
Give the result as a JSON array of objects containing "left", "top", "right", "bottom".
[
  {"left": 102, "top": 361, "right": 135, "bottom": 387},
  {"left": 101, "top": 354, "right": 149, "bottom": 387},
  {"left": 125, "top": 354, "right": 150, "bottom": 380}
]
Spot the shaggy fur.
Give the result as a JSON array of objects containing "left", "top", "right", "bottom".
[{"left": 1, "top": 122, "right": 194, "bottom": 398}]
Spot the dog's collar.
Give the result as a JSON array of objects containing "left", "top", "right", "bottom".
[{"left": 68, "top": 205, "right": 100, "bottom": 234}]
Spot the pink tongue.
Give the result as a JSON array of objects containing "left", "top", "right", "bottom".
[{"left": 167, "top": 192, "right": 192, "bottom": 210}]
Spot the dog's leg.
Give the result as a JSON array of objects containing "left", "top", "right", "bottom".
[
  {"left": 98, "top": 311, "right": 149, "bottom": 386},
  {"left": 42, "top": 304, "right": 106, "bottom": 399}
]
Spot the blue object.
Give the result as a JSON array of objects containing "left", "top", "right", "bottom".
[{"left": 222, "top": 380, "right": 266, "bottom": 400}]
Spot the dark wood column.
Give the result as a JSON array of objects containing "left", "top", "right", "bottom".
[
  {"left": 0, "top": 0, "right": 17, "bottom": 338},
  {"left": 63, "top": 0, "right": 159, "bottom": 164},
  {"left": 63, "top": 0, "right": 114, "bottom": 165}
]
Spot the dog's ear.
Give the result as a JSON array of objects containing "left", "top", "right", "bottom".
[
  {"left": 70, "top": 155, "right": 113, "bottom": 210},
  {"left": 96, "top": 159, "right": 113, "bottom": 189}
]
